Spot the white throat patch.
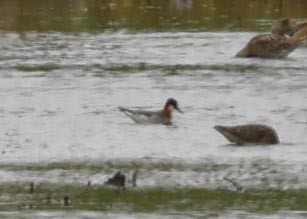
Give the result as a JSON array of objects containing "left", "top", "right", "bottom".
[{"left": 168, "top": 105, "right": 175, "bottom": 111}]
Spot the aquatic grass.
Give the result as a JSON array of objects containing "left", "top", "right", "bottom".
[
  {"left": 15, "top": 64, "right": 60, "bottom": 72},
  {"left": 0, "top": 161, "right": 232, "bottom": 173},
  {"left": 102, "top": 64, "right": 263, "bottom": 74},
  {"left": 7, "top": 61, "right": 305, "bottom": 76},
  {"left": 1, "top": 183, "right": 307, "bottom": 213}
]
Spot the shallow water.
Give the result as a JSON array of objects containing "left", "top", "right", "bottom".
[
  {"left": 0, "top": 30, "right": 307, "bottom": 217},
  {"left": 1, "top": 210, "right": 307, "bottom": 219}
]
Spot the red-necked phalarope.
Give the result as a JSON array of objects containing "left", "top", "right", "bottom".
[
  {"left": 236, "top": 18, "right": 306, "bottom": 58},
  {"left": 214, "top": 124, "right": 279, "bottom": 145},
  {"left": 119, "top": 98, "right": 183, "bottom": 125}
]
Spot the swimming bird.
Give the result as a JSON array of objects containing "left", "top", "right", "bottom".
[
  {"left": 214, "top": 124, "right": 279, "bottom": 146},
  {"left": 236, "top": 18, "right": 305, "bottom": 58},
  {"left": 293, "top": 22, "right": 307, "bottom": 45},
  {"left": 105, "top": 171, "right": 126, "bottom": 190},
  {"left": 119, "top": 98, "right": 183, "bottom": 125},
  {"left": 271, "top": 18, "right": 297, "bottom": 36},
  {"left": 272, "top": 18, "right": 307, "bottom": 46},
  {"left": 271, "top": 18, "right": 307, "bottom": 39}
]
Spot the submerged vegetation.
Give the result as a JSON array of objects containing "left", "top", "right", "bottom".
[
  {"left": 1, "top": 183, "right": 307, "bottom": 213},
  {"left": 0, "top": 161, "right": 304, "bottom": 215},
  {"left": 0, "top": 160, "right": 231, "bottom": 173}
]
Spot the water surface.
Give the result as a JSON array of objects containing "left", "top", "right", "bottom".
[
  {"left": 1, "top": 1, "right": 307, "bottom": 218},
  {"left": 0, "top": 31, "right": 306, "bottom": 189}
]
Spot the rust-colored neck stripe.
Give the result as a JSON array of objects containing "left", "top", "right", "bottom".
[{"left": 164, "top": 105, "right": 172, "bottom": 120}]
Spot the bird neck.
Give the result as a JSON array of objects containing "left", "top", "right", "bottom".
[
  {"left": 290, "top": 34, "right": 307, "bottom": 47},
  {"left": 164, "top": 105, "right": 172, "bottom": 120}
]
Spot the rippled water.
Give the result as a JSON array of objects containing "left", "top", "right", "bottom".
[
  {"left": 1, "top": 210, "right": 307, "bottom": 219},
  {"left": 0, "top": 30, "right": 307, "bottom": 217}
]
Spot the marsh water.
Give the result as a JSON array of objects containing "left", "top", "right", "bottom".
[{"left": 1, "top": 0, "right": 307, "bottom": 218}]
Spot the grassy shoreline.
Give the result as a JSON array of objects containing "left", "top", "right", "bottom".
[{"left": 1, "top": 183, "right": 307, "bottom": 213}]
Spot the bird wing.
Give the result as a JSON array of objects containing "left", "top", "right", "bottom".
[{"left": 119, "top": 107, "right": 163, "bottom": 124}]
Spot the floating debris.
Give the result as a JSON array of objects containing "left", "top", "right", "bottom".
[
  {"left": 46, "top": 195, "right": 51, "bottom": 205},
  {"left": 224, "top": 177, "right": 243, "bottom": 192},
  {"left": 132, "top": 170, "right": 138, "bottom": 187},
  {"left": 63, "top": 195, "right": 70, "bottom": 206},
  {"left": 30, "top": 181, "right": 34, "bottom": 193}
]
